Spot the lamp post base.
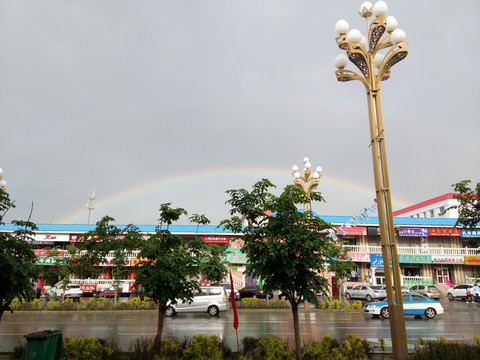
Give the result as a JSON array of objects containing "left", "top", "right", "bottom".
[{"left": 389, "top": 304, "right": 408, "bottom": 360}]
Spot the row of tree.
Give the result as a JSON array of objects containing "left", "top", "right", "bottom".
[{"left": 1, "top": 179, "right": 478, "bottom": 359}]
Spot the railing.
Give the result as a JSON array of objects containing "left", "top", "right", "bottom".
[{"left": 348, "top": 245, "right": 480, "bottom": 256}]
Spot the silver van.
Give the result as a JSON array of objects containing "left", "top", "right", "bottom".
[{"left": 165, "top": 286, "right": 228, "bottom": 316}]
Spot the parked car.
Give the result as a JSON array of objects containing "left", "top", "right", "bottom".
[
  {"left": 409, "top": 285, "right": 440, "bottom": 300},
  {"left": 363, "top": 292, "right": 444, "bottom": 319},
  {"left": 165, "top": 286, "right": 228, "bottom": 317},
  {"left": 50, "top": 283, "right": 83, "bottom": 300},
  {"left": 217, "top": 283, "right": 241, "bottom": 301},
  {"left": 345, "top": 285, "right": 386, "bottom": 302},
  {"left": 446, "top": 284, "right": 473, "bottom": 301},
  {"left": 238, "top": 285, "right": 267, "bottom": 299}
]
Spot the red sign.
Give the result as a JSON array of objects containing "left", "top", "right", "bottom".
[
  {"left": 428, "top": 228, "right": 461, "bottom": 237},
  {"left": 34, "top": 250, "right": 66, "bottom": 257},
  {"left": 201, "top": 236, "right": 230, "bottom": 244},
  {"left": 336, "top": 226, "right": 367, "bottom": 236}
]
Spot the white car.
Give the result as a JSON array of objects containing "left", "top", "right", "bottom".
[
  {"left": 165, "top": 286, "right": 228, "bottom": 317},
  {"left": 345, "top": 285, "right": 387, "bottom": 302},
  {"left": 446, "top": 284, "right": 473, "bottom": 301},
  {"left": 50, "top": 283, "right": 83, "bottom": 300},
  {"left": 364, "top": 292, "right": 444, "bottom": 319}
]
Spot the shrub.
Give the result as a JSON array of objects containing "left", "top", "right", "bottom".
[
  {"left": 239, "top": 336, "right": 295, "bottom": 360},
  {"left": 182, "top": 335, "right": 224, "bottom": 360},
  {"left": 62, "top": 336, "right": 114, "bottom": 360},
  {"left": 409, "top": 339, "right": 480, "bottom": 360},
  {"left": 128, "top": 336, "right": 155, "bottom": 360}
]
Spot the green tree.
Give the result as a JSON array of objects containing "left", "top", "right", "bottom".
[
  {"left": 0, "top": 191, "right": 38, "bottom": 323},
  {"left": 135, "top": 203, "right": 204, "bottom": 352},
  {"left": 220, "top": 179, "right": 353, "bottom": 360},
  {"left": 447, "top": 180, "right": 480, "bottom": 229}
]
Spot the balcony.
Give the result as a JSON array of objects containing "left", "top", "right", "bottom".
[{"left": 348, "top": 245, "right": 479, "bottom": 256}]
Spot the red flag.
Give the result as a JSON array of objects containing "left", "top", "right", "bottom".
[
  {"left": 37, "top": 279, "right": 45, "bottom": 295},
  {"left": 445, "top": 278, "right": 455, "bottom": 288},
  {"left": 229, "top": 270, "right": 239, "bottom": 330}
]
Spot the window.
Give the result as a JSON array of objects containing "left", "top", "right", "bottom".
[
  {"left": 412, "top": 295, "right": 424, "bottom": 302},
  {"left": 429, "top": 210, "right": 435, "bottom": 217}
]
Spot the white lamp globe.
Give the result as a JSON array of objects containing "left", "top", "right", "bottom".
[
  {"left": 359, "top": 2, "right": 373, "bottom": 15},
  {"left": 294, "top": 172, "right": 300, "bottom": 179},
  {"left": 335, "top": 19, "right": 349, "bottom": 35},
  {"left": 372, "top": 1, "right": 388, "bottom": 17},
  {"left": 374, "top": 53, "right": 385, "bottom": 68},
  {"left": 346, "top": 29, "right": 362, "bottom": 44},
  {"left": 0, "top": 180, "right": 6, "bottom": 188},
  {"left": 305, "top": 162, "right": 311, "bottom": 169},
  {"left": 386, "top": 16, "right": 398, "bottom": 32},
  {"left": 292, "top": 165, "right": 298, "bottom": 172},
  {"left": 391, "top": 29, "right": 406, "bottom": 44},
  {"left": 313, "top": 172, "right": 320, "bottom": 179},
  {"left": 0, "top": 168, "right": 3, "bottom": 176},
  {"left": 334, "top": 54, "right": 348, "bottom": 69},
  {"left": 360, "top": 35, "right": 367, "bottom": 49},
  {"left": 303, "top": 157, "right": 309, "bottom": 163},
  {"left": 316, "top": 166, "right": 322, "bottom": 173}
]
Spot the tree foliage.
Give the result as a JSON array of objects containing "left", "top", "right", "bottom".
[
  {"left": 220, "top": 179, "right": 353, "bottom": 359},
  {"left": 448, "top": 180, "right": 480, "bottom": 229},
  {"left": 0, "top": 191, "right": 38, "bottom": 322}
]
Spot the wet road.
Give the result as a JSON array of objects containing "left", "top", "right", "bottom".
[{"left": 1, "top": 299, "right": 479, "bottom": 353}]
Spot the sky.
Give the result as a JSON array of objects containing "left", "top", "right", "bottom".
[{"left": 0, "top": 0, "right": 479, "bottom": 226}]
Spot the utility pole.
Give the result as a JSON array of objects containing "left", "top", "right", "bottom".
[{"left": 87, "top": 187, "right": 95, "bottom": 225}]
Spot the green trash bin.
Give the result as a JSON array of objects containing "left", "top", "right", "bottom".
[{"left": 24, "top": 330, "right": 63, "bottom": 360}]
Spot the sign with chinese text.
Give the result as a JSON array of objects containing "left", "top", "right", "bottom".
[
  {"left": 224, "top": 249, "right": 248, "bottom": 264},
  {"left": 201, "top": 236, "right": 229, "bottom": 244},
  {"left": 465, "top": 256, "right": 480, "bottom": 265},
  {"left": 336, "top": 226, "right": 367, "bottom": 236},
  {"left": 428, "top": 228, "right": 461, "bottom": 237},
  {"left": 34, "top": 250, "right": 66, "bottom": 257},
  {"left": 31, "top": 234, "right": 70, "bottom": 242},
  {"left": 398, "top": 227, "right": 428, "bottom": 237},
  {"left": 431, "top": 255, "right": 463, "bottom": 264},
  {"left": 347, "top": 252, "right": 370, "bottom": 262},
  {"left": 35, "top": 257, "right": 66, "bottom": 266},
  {"left": 461, "top": 230, "right": 480, "bottom": 238},
  {"left": 398, "top": 254, "right": 432, "bottom": 264}
]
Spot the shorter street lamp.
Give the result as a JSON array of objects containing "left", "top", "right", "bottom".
[
  {"left": 0, "top": 168, "right": 6, "bottom": 191},
  {"left": 291, "top": 157, "right": 322, "bottom": 213}
]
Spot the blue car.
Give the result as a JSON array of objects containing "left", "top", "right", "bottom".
[{"left": 363, "top": 292, "right": 444, "bottom": 319}]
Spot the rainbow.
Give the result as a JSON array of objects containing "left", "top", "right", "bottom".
[{"left": 59, "top": 166, "right": 411, "bottom": 224}]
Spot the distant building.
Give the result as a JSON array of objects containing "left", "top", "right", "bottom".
[{"left": 393, "top": 194, "right": 459, "bottom": 219}]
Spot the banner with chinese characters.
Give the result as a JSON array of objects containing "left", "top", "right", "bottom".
[
  {"left": 398, "top": 227, "right": 428, "bottom": 237},
  {"left": 35, "top": 256, "right": 66, "bottom": 266},
  {"left": 428, "top": 228, "right": 461, "bottom": 237},
  {"left": 31, "top": 234, "right": 70, "bottom": 242},
  {"left": 398, "top": 254, "right": 432, "bottom": 264},
  {"left": 464, "top": 256, "right": 480, "bottom": 265},
  {"left": 201, "top": 236, "right": 229, "bottom": 244},
  {"left": 224, "top": 249, "right": 249, "bottom": 264},
  {"left": 431, "top": 255, "right": 464, "bottom": 264},
  {"left": 34, "top": 250, "right": 66, "bottom": 257},
  {"left": 347, "top": 252, "right": 370, "bottom": 262},
  {"left": 461, "top": 229, "right": 480, "bottom": 238},
  {"left": 336, "top": 226, "right": 366, "bottom": 236}
]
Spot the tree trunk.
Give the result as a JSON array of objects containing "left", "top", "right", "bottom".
[
  {"left": 154, "top": 304, "right": 166, "bottom": 352},
  {"left": 290, "top": 301, "right": 301, "bottom": 360}
]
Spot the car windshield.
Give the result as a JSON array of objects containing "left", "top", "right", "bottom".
[
  {"left": 371, "top": 286, "right": 382, "bottom": 290},
  {"left": 428, "top": 286, "right": 437, "bottom": 291}
]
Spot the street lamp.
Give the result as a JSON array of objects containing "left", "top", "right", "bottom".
[
  {"left": 0, "top": 168, "right": 6, "bottom": 191},
  {"left": 333, "top": 2, "right": 408, "bottom": 359},
  {"left": 292, "top": 157, "right": 322, "bottom": 213}
]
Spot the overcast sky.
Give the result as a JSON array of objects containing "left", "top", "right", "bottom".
[{"left": 0, "top": 1, "right": 479, "bottom": 226}]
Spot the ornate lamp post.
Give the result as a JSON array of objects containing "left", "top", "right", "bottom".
[
  {"left": 0, "top": 168, "right": 7, "bottom": 191},
  {"left": 333, "top": 2, "right": 408, "bottom": 359},
  {"left": 292, "top": 157, "right": 322, "bottom": 213},
  {"left": 292, "top": 157, "right": 322, "bottom": 310}
]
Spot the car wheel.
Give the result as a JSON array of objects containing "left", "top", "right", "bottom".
[
  {"left": 424, "top": 307, "right": 436, "bottom": 319},
  {"left": 208, "top": 305, "right": 219, "bottom": 316},
  {"left": 447, "top": 293, "right": 454, "bottom": 301},
  {"left": 380, "top": 307, "right": 390, "bottom": 319},
  {"left": 165, "top": 306, "right": 175, "bottom": 317},
  {"left": 345, "top": 293, "right": 351, "bottom": 300},
  {"left": 467, "top": 295, "right": 473, "bottom": 302},
  {"left": 366, "top": 295, "right": 373, "bottom": 302}
]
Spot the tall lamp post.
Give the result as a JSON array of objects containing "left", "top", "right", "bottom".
[
  {"left": 333, "top": 2, "right": 408, "bottom": 359},
  {"left": 292, "top": 157, "right": 322, "bottom": 310},
  {"left": 292, "top": 157, "right": 322, "bottom": 213}
]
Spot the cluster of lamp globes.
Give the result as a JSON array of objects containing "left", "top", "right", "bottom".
[
  {"left": 292, "top": 157, "right": 322, "bottom": 181},
  {"left": 0, "top": 168, "right": 6, "bottom": 191},
  {"left": 334, "top": 1, "right": 407, "bottom": 71}
]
